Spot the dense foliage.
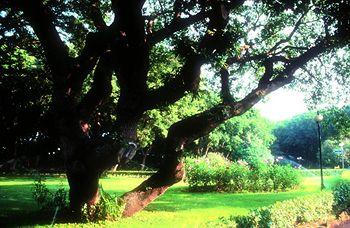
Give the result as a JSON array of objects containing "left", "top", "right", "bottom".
[
  {"left": 185, "top": 153, "right": 300, "bottom": 192},
  {"left": 207, "top": 109, "right": 275, "bottom": 163}
]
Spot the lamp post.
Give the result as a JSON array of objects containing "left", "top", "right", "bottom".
[{"left": 315, "top": 113, "right": 325, "bottom": 190}]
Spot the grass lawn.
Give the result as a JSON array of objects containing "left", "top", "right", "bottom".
[{"left": 0, "top": 173, "right": 345, "bottom": 227}]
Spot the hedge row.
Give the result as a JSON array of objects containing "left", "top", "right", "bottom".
[
  {"left": 214, "top": 192, "right": 333, "bottom": 227},
  {"left": 105, "top": 170, "right": 155, "bottom": 177},
  {"left": 299, "top": 169, "right": 344, "bottom": 177},
  {"left": 185, "top": 153, "right": 300, "bottom": 192}
]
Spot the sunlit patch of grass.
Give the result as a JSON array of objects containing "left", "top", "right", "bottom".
[
  {"left": 341, "top": 170, "right": 350, "bottom": 179},
  {"left": 0, "top": 173, "right": 348, "bottom": 227}
]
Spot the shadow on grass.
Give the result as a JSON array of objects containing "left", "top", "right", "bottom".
[
  {"left": 0, "top": 209, "right": 83, "bottom": 227},
  {"left": 0, "top": 183, "right": 68, "bottom": 227},
  {"left": 0, "top": 211, "right": 53, "bottom": 227}
]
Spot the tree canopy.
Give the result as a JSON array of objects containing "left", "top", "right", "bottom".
[{"left": 2, "top": 0, "right": 350, "bottom": 218}]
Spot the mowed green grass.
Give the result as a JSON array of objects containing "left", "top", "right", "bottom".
[{"left": 0, "top": 173, "right": 345, "bottom": 227}]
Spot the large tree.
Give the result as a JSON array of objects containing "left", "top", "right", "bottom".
[{"left": 2, "top": 0, "right": 350, "bottom": 218}]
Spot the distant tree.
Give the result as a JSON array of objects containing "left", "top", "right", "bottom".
[
  {"left": 273, "top": 106, "right": 350, "bottom": 167},
  {"left": 324, "top": 106, "right": 350, "bottom": 140},
  {"left": 273, "top": 113, "right": 320, "bottom": 166},
  {"left": 208, "top": 109, "right": 275, "bottom": 163},
  {"left": 0, "top": 23, "right": 52, "bottom": 168},
  {"left": 2, "top": 0, "right": 350, "bottom": 218},
  {"left": 320, "top": 139, "right": 344, "bottom": 168}
]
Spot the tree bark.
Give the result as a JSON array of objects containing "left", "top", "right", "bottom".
[
  {"left": 122, "top": 161, "right": 185, "bottom": 217},
  {"left": 67, "top": 167, "right": 100, "bottom": 213},
  {"left": 120, "top": 126, "right": 186, "bottom": 217},
  {"left": 59, "top": 137, "right": 101, "bottom": 213}
]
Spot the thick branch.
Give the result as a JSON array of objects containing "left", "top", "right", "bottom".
[
  {"left": 120, "top": 69, "right": 289, "bottom": 218},
  {"left": 258, "top": 58, "right": 274, "bottom": 86},
  {"left": 148, "top": 11, "right": 210, "bottom": 45},
  {"left": 148, "top": 0, "right": 246, "bottom": 46},
  {"left": 89, "top": 0, "right": 107, "bottom": 31},
  {"left": 167, "top": 39, "right": 333, "bottom": 145},
  {"left": 144, "top": 2, "right": 236, "bottom": 109},
  {"left": 112, "top": 0, "right": 146, "bottom": 45},
  {"left": 110, "top": 0, "right": 150, "bottom": 106},
  {"left": 120, "top": 34, "right": 335, "bottom": 221},
  {"left": 220, "top": 68, "right": 234, "bottom": 103},
  {"left": 77, "top": 51, "right": 113, "bottom": 119},
  {"left": 68, "top": 31, "right": 113, "bottom": 97},
  {"left": 144, "top": 54, "right": 204, "bottom": 110}
]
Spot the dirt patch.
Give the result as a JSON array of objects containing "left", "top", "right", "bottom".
[
  {"left": 329, "top": 213, "right": 350, "bottom": 228},
  {"left": 296, "top": 213, "right": 350, "bottom": 228}
]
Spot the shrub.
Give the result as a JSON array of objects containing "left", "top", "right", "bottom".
[
  {"left": 227, "top": 163, "right": 250, "bottom": 192},
  {"left": 185, "top": 153, "right": 300, "bottom": 193},
  {"left": 32, "top": 174, "right": 68, "bottom": 211},
  {"left": 216, "top": 192, "right": 334, "bottom": 227},
  {"left": 332, "top": 180, "right": 350, "bottom": 216},
  {"left": 248, "top": 162, "right": 273, "bottom": 192},
  {"left": 269, "top": 165, "right": 301, "bottom": 191},
  {"left": 185, "top": 153, "right": 230, "bottom": 192}
]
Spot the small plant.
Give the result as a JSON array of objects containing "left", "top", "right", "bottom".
[
  {"left": 332, "top": 180, "right": 350, "bottom": 216},
  {"left": 32, "top": 174, "right": 68, "bottom": 211},
  {"left": 81, "top": 186, "right": 125, "bottom": 222},
  {"left": 32, "top": 175, "right": 51, "bottom": 210}
]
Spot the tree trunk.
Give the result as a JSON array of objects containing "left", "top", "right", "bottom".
[
  {"left": 59, "top": 113, "right": 140, "bottom": 216},
  {"left": 67, "top": 167, "right": 100, "bottom": 213},
  {"left": 122, "top": 161, "right": 184, "bottom": 217},
  {"left": 59, "top": 136, "right": 102, "bottom": 215},
  {"left": 121, "top": 135, "right": 185, "bottom": 217},
  {"left": 9, "top": 139, "right": 17, "bottom": 171}
]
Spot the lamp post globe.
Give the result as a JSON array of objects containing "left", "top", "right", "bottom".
[{"left": 314, "top": 114, "right": 324, "bottom": 122}]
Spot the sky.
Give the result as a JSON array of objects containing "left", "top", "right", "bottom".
[{"left": 255, "top": 89, "right": 308, "bottom": 122}]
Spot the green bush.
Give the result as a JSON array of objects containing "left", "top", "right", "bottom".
[
  {"left": 227, "top": 163, "right": 250, "bottom": 192},
  {"left": 248, "top": 162, "right": 273, "bottom": 192},
  {"left": 269, "top": 164, "right": 301, "bottom": 191},
  {"left": 185, "top": 153, "right": 230, "bottom": 192},
  {"left": 32, "top": 174, "right": 68, "bottom": 211},
  {"left": 332, "top": 180, "right": 350, "bottom": 216},
  {"left": 185, "top": 153, "right": 300, "bottom": 193},
  {"left": 216, "top": 192, "right": 334, "bottom": 227}
]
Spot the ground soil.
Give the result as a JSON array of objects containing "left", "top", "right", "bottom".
[{"left": 297, "top": 213, "right": 350, "bottom": 228}]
